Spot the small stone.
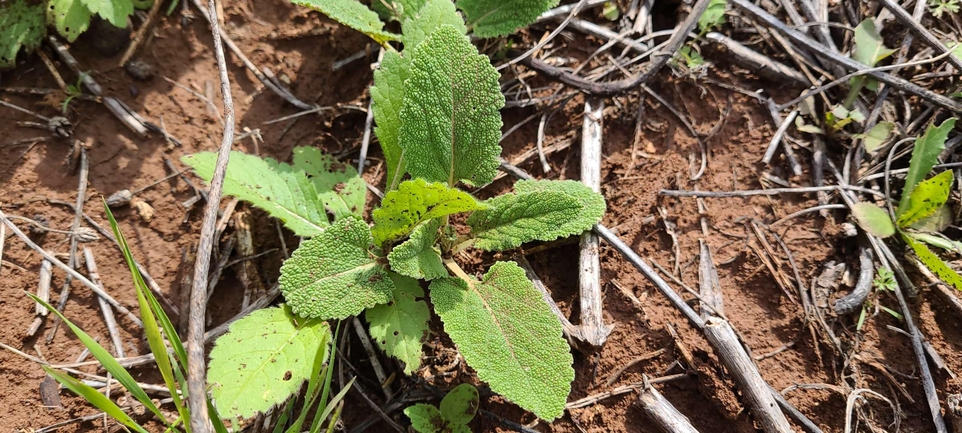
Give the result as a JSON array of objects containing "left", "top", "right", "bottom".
[
  {"left": 133, "top": 198, "right": 154, "bottom": 222},
  {"left": 841, "top": 222, "right": 858, "bottom": 238},
  {"left": 106, "top": 189, "right": 133, "bottom": 207},
  {"left": 74, "top": 227, "right": 100, "bottom": 243},
  {"left": 124, "top": 60, "right": 155, "bottom": 81}
]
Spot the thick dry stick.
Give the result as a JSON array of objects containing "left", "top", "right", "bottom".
[
  {"left": 118, "top": 0, "right": 164, "bottom": 67},
  {"left": 26, "top": 259, "right": 53, "bottom": 336},
  {"left": 84, "top": 248, "right": 126, "bottom": 358},
  {"left": 187, "top": 0, "right": 236, "bottom": 429},
  {"left": 351, "top": 317, "right": 392, "bottom": 400},
  {"left": 357, "top": 49, "right": 383, "bottom": 174},
  {"left": 636, "top": 384, "right": 700, "bottom": 433},
  {"left": 47, "top": 146, "right": 89, "bottom": 342},
  {"left": 832, "top": 242, "right": 873, "bottom": 315},
  {"left": 704, "top": 32, "right": 808, "bottom": 85},
  {"left": 516, "top": 256, "right": 582, "bottom": 340},
  {"left": 578, "top": 97, "right": 612, "bottom": 346},
  {"left": 697, "top": 241, "right": 724, "bottom": 320},
  {"left": 730, "top": 0, "right": 962, "bottom": 112},
  {"left": 878, "top": 0, "right": 962, "bottom": 72}
]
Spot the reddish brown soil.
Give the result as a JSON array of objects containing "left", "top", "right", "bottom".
[{"left": 2, "top": 2, "right": 960, "bottom": 433}]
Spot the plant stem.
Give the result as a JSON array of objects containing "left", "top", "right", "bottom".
[{"left": 443, "top": 257, "right": 474, "bottom": 283}]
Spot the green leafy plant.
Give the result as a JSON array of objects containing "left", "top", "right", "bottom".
[
  {"left": 825, "top": 19, "right": 895, "bottom": 131},
  {"left": 405, "top": 383, "right": 480, "bottom": 433},
  {"left": 850, "top": 118, "right": 962, "bottom": 291},
  {"left": 929, "top": 0, "right": 960, "bottom": 18},
  {"left": 61, "top": 74, "right": 85, "bottom": 114},
  {"left": 185, "top": 0, "right": 602, "bottom": 422}
]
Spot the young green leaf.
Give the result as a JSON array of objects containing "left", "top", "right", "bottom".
[
  {"left": 467, "top": 179, "right": 606, "bottom": 251},
  {"left": 47, "top": 0, "right": 93, "bottom": 42},
  {"left": 366, "top": 273, "right": 431, "bottom": 374},
  {"left": 456, "top": 0, "right": 559, "bottom": 38},
  {"left": 371, "top": 50, "right": 412, "bottom": 190},
  {"left": 402, "top": 0, "right": 466, "bottom": 50},
  {"left": 439, "top": 383, "right": 479, "bottom": 426},
  {"left": 399, "top": 25, "right": 504, "bottom": 186},
  {"left": 405, "top": 403, "right": 444, "bottom": 433},
  {"left": 208, "top": 305, "right": 331, "bottom": 419},
  {"left": 0, "top": 0, "right": 45, "bottom": 69},
  {"left": 42, "top": 367, "right": 150, "bottom": 433},
  {"left": 372, "top": 178, "right": 485, "bottom": 245},
  {"left": 852, "top": 19, "right": 896, "bottom": 66},
  {"left": 698, "top": 0, "right": 727, "bottom": 33},
  {"left": 430, "top": 261, "right": 574, "bottom": 420},
  {"left": 80, "top": 0, "right": 134, "bottom": 28},
  {"left": 290, "top": 0, "right": 400, "bottom": 45},
  {"left": 898, "top": 118, "right": 957, "bottom": 215},
  {"left": 183, "top": 150, "right": 335, "bottom": 237},
  {"left": 292, "top": 146, "right": 367, "bottom": 218},
  {"left": 859, "top": 121, "right": 895, "bottom": 154},
  {"left": 280, "top": 217, "right": 395, "bottom": 319},
  {"left": 388, "top": 219, "right": 447, "bottom": 280},
  {"left": 850, "top": 202, "right": 895, "bottom": 238},
  {"left": 904, "top": 234, "right": 962, "bottom": 290},
  {"left": 896, "top": 170, "right": 954, "bottom": 228}
]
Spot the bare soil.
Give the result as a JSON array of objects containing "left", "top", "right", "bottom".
[{"left": 2, "top": 1, "right": 960, "bottom": 432}]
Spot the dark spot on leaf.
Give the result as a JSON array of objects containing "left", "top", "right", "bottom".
[
  {"left": 393, "top": 330, "right": 399, "bottom": 336},
  {"left": 369, "top": 273, "right": 383, "bottom": 282},
  {"left": 283, "top": 371, "right": 292, "bottom": 380}
]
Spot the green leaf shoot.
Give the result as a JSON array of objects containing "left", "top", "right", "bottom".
[
  {"left": 399, "top": 25, "right": 504, "bottom": 186},
  {"left": 896, "top": 170, "right": 954, "bottom": 228},
  {"left": 372, "top": 50, "right": 412, "bottom": 190},
  {"left": 698, "top": 0, "right": 727, "bottom": 33},
  {"left": 388, "top": 219, "right": 448, "bottom": 280},
  {"left": 42, "top": 367, "right": 149, "bottom": 433},
  {"left": 439, "top": 383, "right": 479, "bottom": 425},
  {"left": 372, "top": 178, "right": 485, "bottom": 245},
  {"left": 402, "top": 0, "right": 466, "bottom": 50},
  {"left": 292, "top": 146, "right": 367, "bottom": 219},
  {"left": 290, "top": 0, "right": 400, "bottom": 45},
  {"left": 0, "top": 0, "right": 45, "bottom": 68},
  {"left": 208, "top": 305, "right": 331, "bottom": 419},
  {"left": 897, "top": 118, "right": 957, "bottom": 216},
  {"left": 430, "top": 261, "right": 574, "bottom": 420},
  {"left": 366, "top": 273, "right": 431, "bottom": 374},
  {"left": 456, "top": 0, "right": 559, "bottom": 38},
  {"left": 850, "top": 202, "right": 895, "bottom": 238},
  {"left": 852, "top": 19, "right": 896, "bottom": 66},
  {"left": 904, "top": 234, "right": 962, "bottom": 291},
  {"left": 467, "top": 179, "right": 606, "bottom": 251},
  {"left": 405, "top": 403, "right": 444, "bottom": 433},
  {"left": 280, "top": 217, "right": 395, "bottom": 319},
  {"left": 47, "top": 0, "right": 93, "bottom": 42}
]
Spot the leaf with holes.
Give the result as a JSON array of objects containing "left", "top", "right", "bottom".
[
  {"left": 208, "top": 305, "right": 331, "bottom": 419},
  {"left": 904, "top": 234, "right": 962, "bottom": 291},
  {"left": 898, "top": 118, "right": 957, "bottom": 216},
  {"left": 430, "top": 261, "right": 574, "bottom": 420},
  {"left": 897, "top": 170, "right": 954, "bottom": 229},
  {"left": 850, "top": 202, "right": 895, "bottom": 238},
  {"left": 291, "top": 146, "right": 366, "bottom": 219},
  {"left": 388, "top": 219, "right": 447, "bottom": 280},
  {"left": 366, "top": 273, "right": 430, "bottom": 374},
  {"left": 456, "top": 0, "right": 559, "bottom": 38},
  {"left": 290, "top": 0, "right": 400, "bottom": 44},
  {"left": 47, "top": 0, "right": 93, "bottom": 42},
  {"left": 79, "top": 0, "right": 133, "bottom": 27},
  {"left": 372, "top": 178, "right": 485, "bottom": 245}
]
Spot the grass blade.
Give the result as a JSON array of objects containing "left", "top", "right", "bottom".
[
  {"left": 311, "top": 376, "right": 356, "bottom": 433},
  {"left": 43, "top": 366, "right": 150, "bottom": 433}
]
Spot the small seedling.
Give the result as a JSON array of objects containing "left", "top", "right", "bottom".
[
  {"left": 404, "top": 383, "right": 480, "bottom": 433},
  {"left": 929, "top": 0, "right": 960, "bottom": 18},
  {"left": 61, "top": 74, "right": 85, "bottom": 115}
]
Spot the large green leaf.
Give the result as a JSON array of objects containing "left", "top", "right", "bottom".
[
  {"left": 402, "top": 0, "right": 466, "bottom": 50},
  {"left": 850, "top": 202, "right": 895, "bottom": 238},
  {"left": 456, "top": 0, "right": 559, "bottom": 38},
  {"left": 79, "top": 0, "right": 133, "bottom": 28},
  {"left": 0, "top": 0, "right": 45, "bottom": 68},
  {"left": 430, "top": 261, "right": 574, "bottom": 420},
  {"left": 291, "top": 146, "right": 367, "bottom": 219},
  {"left": 897, "top": 170, "right": 954, "bottom": 228},
  {"left": 372, "top": 178, "right": 485, "bottom": 245},
  {"left": 280, "top": 217, "right": 395, "bottom": 319},
  {"left": 366, "top": 273, "right": 430, "bottom": 374},
  {"left": 208, "top": 305, "right": 331, "bottom": 419},
  {"left": 291, "top": 0, "right": 400, "bottom": 44},
  {"left": 852, "top": 19, "right": 896, "bottom": 67},
  {"left": 47, "top": 0, "right": 92, "bottom": 42},
  {"left": 388, "top": 219, "right": 447, "bottom": 280},
  {"left": 904, "top": 234, "right": 962, "bottom": 291},
  {"left": 399, "top": 25, "right": 504, "bottom": 186},
  {"left": 371, "top": 50, "right": 412, "bottom": 190},
  {"left": 467, "top": 179, "right": 606, "bottom": 251},
  {"left": 898, "top": 119, "right": 957, "bottom": 216}
]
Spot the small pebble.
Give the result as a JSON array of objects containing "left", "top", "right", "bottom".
[
  {"left": 106, "top": 189, "right": 133, "bottom": 207},
  {"left": 125, "top": 60, "right": 155, "bottom": 81},
  {"left": 841, "top": 222, "right": 858, "bottom": 238}
]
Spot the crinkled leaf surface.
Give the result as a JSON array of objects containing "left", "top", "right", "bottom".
[
  {"left": 898, "top": 118, "right": 957, "bottom": 215},
  {"left": 372, "top": 50, "right": 411, "bottom": 190},
  {"left": 852, "top": 19, "right": 895, "bottom": 66},
  {"left": 405, "top": 404, "right": 444, "bottom": 433},
  {"left": 372, "top": 178, "right": 485, "bottom": 244},
  {"left": 402, "top": 0, "right": 466, "bottom": 50},
  {"left": 430, "top": 261, "right": 574, "bottom": 420},
  {"left": 366, "top": 273, "right": 430, "bottom": 374},
  {"left": 904, "top": 234, "right": 962, "bottom": 291},
  {"left": 439, "top": 383, "right": 479, "bottom": 425},
  {"left": 291, "top": 146, "right": 366, "bottom": 218},
  {"left": 850, "top": 202, "right": 895, "bottom": 238},
  {"left": 388, "top": 219, "right": 447, "bottom": 280},
  {"left": 291, "top": 0, "right": 400, "bottom": 44},
  {"left": 467, "top": 179, "right": 606, "bottom": 251},
  {"left": 897, "top": 170, "right": 954, "bottom": 229},
  {"left": 373, "top": 0, "right": 426, "bottom": 21},
  {"left": 47, "top": 0, "right": 92, "bottom": 42},
  {"left": 860, "top": 121, "right": 895, "bottom": 154},
  {"left": 399, "top": 25, "right": 504, "bottom": 186},
  {"left": 457, "top": 0, "right": 559, "bottom": 38},
  {"left": 279, "top": 217, "right": 395, "bottom": 319},
  {"left": 0, "top": 0, "right": 45, "bottom": 68},
  {"left": 79, "top": 0, "right": 133, "bottom": 27},
  {"left": 183, "top": 149, "right": 336, "bottom": 237},
  {"left": 208, "top": 305, "right": 331, "bottom": 419}
]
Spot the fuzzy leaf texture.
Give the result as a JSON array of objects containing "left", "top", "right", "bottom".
[
  {"left": 0, "top": 0, "right": 45, "bottom": 68},
  {"left": 904, "top": 234, "right": 962, "bottom": 291},
  {"left": 405, "top": 404, "right": 444, "bottom": 433},
  {"left": 279, "top": 217, "right": 395, "bottom": 319},
  {"left": 183, "top": 148, "right": 362, "bottom": 237},
  {"left": 372, "top": 178, "right": 485, "bottom": 244},
  {"left": 79, "top": 0, "right": 133, "bottom": 28},
  {"left": 850, "top": 202, "right": 895, "bottom": 238},
  {"left": 291, "top": 0, "right": 400, "bottom": 44},
  {"left": 372, "top": 50, "right": 411, "bottom": 189},
  {"left": 897, "top": 170, "right": 954, "bottom": 228},
  {"left": 898, "top": 119, "right": 957, "bottom": 216},
  {"left": 291, "top": 146, "right": 367, "bottom": 219},
  {"left": 467, "top": 179, "right": 606, "bottom": 251},
  {"left": 208, "top": 305, "right": 331, "bottom": 419},
  {"left": 457, "top": 0, "right": 559, "bottom": 38},
  {"left": 373, "top": 0, "right": 427, "bottom": 21},
  {"left": 439, "top": 383, "right": 479, "bottom": 425},
  {"left": 47, "top": 0, "right": 92, "bottom": 42},
  {"left": 852, "top": 19, "right": 896, "bottom": 66},
  {"left": 388, "top": 219, "right": 447, "bottom": 280},
  {"left": 430, "top": 261, "right": 574, "bottom": 420},
  {"left": 366, "top": 273, "right": 430, "bottom": 374},
  {"left": 399, "top": 25, "right": 504, "bottom": 186},
  {"left": 402, "top": 0, "right": 466, "bottom": 50}
]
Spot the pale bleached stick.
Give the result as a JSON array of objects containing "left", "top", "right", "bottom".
[
  {"left": 352, "top": 317, "right": 392, "bottom": 400},
  {"left": 515, "top": 255, "right": 583, "bottom": 341},
  {"left": 578, "top": 97, "right": 613, "bottom": 346},
  {"left": 26, "top": 259, "right": 53, "bottom": 336},
  {"left": 84, "top": 247, "right": 126, "bottom": 358},
  {"left": 637, "top": 382, "right": 700, "bottom": 433}
]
